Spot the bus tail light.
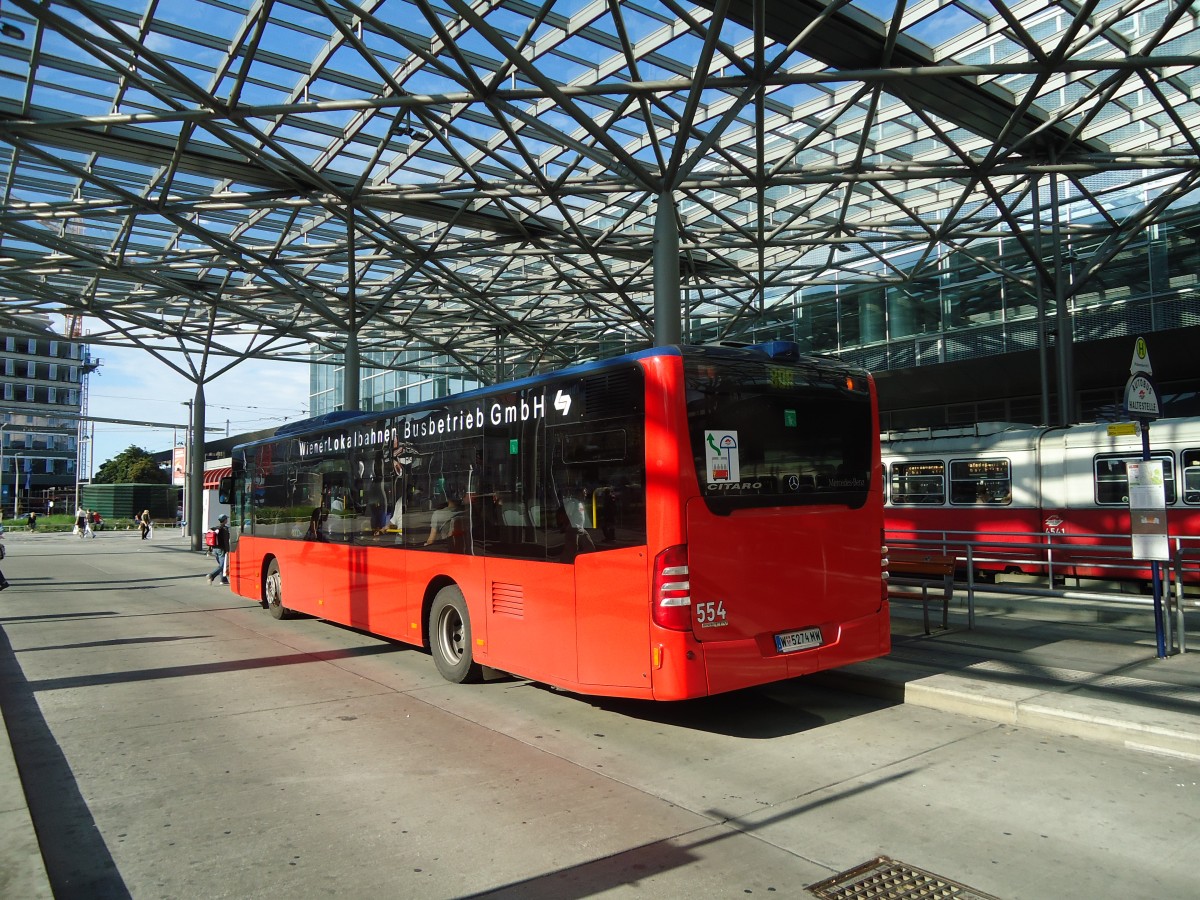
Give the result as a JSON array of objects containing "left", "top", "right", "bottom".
[
  {"left": 881, "top": 532, "right": 890, "bottom": 604},
  {"left": 653, "top": 544, "right": 691, "bottom": 631}
]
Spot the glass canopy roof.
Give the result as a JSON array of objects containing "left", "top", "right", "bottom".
[{"left": 0, "top": 0, "right": 1197, "bottom": 383}]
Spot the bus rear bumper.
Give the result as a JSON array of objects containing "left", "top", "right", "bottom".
[{"left": 670, "top": 606, "right": 890, "bottom": 699}]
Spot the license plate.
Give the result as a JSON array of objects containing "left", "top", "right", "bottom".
[{"left": 774, "top": 627, "right": 823, "bottom": 654}]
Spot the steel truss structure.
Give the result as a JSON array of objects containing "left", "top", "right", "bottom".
[{"left": 0, "top": 0, "right": 1198, "bottom": 390}]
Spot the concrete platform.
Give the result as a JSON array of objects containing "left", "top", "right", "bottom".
[
  {"left": 818, "top": 597, "right": 1200, "bottom": 760},
  {"left": 0, "top": 529, "right": 1197, "bottom": 897}
]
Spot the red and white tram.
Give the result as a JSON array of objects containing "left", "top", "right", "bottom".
[{"left": 881, "top": 417, "right": 1200, "bottom": 582}]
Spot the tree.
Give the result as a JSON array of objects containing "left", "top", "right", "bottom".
[{"left": 93, "top": 445, "right": 170, "bottom": 485}]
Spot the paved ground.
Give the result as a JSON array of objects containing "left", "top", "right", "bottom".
[{"left": 0, "top": 529, "right": 1197, "bottom": 899}]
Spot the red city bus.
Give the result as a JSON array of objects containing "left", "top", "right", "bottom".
[{"left": 222, "top": 342, "right": 889, "bottom": 700}]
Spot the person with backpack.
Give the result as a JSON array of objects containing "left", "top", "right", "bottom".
[{"left": 205, "top": 514, "right": 230, "bottom": 585}]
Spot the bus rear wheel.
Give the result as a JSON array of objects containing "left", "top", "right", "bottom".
[
  {"left": 429, "top": 586, "right": 481, "bottom": 683},
  {"left": 265, "top": 560, "right": 289, "bottom": 619}
]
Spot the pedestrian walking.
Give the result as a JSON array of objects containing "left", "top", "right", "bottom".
[
  {"left": 0, "top": 568, "right": 9, "bottom": 591},
  {"left": 74, "top": 505, "right": 87, "bottom": 538},
  {"left": 206, "top": 514, "right": 230, "bottom": 585},
  {"left": 139, "top": 509, "right": 152, "bottom": 540}
]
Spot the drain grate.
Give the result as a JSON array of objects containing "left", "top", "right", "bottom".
[{"left": 807, "top": 856, "right": 1002, "bottom": 899}]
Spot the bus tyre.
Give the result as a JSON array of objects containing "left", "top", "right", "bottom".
[
  {"left": 429, "top": 586, "right": 482, "bottom": 684},
  {"left": 265, "top": 560, "right": 289, "bottom": 620}
]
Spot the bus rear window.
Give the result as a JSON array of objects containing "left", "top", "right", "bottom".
[{"left": 684, "top": 353, "right": 873, "bottom": 512}]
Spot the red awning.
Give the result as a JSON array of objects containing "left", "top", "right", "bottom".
[{"left": 203, "top": 466, "right": 232, "bottom": 489}]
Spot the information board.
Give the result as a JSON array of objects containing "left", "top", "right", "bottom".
[{"left": 1127, "top": 460, "right": 1169, "bottom": 561}]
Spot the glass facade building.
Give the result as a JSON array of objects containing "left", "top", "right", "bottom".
[
  {"left": 710, "top": 211, "right": 1199, "bottom": 366},
  {"left": 310, "top": 349, "right": 482, "bottom": 417},
  {"left": 313, "top": 209, "right": 1200, "bottom": 429}
]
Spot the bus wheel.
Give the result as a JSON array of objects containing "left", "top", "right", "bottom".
[
  {"left": 429, "top": 586, "right": 482, "bottom": 684},
  {"left": 265, "top": 560, "right": 289, "bottom": 620}
]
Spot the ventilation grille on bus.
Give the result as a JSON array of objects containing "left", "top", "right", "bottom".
[
  {"left": 584, "top": 370, "right": 636, "bottom": 418},
  {"left": 491, "top": 582, "right": 524, "bottom": 618}
]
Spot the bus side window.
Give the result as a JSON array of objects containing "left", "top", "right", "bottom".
[
  {"left": 478, "top": 400, "right": 550, "bottom": 559},
  {"left": 316, "top": 460, "right": 353, "bottom": 542},
  {"left": 249, "top": 444, "right": 309, "bottom": 539},
  {"left": 409, "top": 434, "right": 480, "bottom": 552},
  {"left": 548, "top": 423, "right": 647, "bottom": 558}
]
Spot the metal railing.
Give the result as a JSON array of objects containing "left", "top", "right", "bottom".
[{"left": 884, "top": 529, "right": 1200, "bottom": 654}]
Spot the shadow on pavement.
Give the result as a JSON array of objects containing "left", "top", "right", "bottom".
[{"left": 0, "top": 625, "right": 131, "bottom": 899}]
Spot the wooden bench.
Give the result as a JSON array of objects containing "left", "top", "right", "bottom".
[{"left": 886, "top": 547, "right": 956, "bottom": 634}]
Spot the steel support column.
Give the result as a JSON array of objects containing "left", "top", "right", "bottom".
[
  {"left": 344, "top": 209, "right": 361, "bottom": 410},
  {"left": 654, "top": 191, "right": 682, "bottom": 347},
  {"left": 1032, "top": 175, "right": 1052, "bottom": 426},
  {"left": 1051, "top": 170, "right": 1075, "bottom": 425},
  {"left": 343, "top": 329, "right": 360, "bottom": 411},
  {"left": 188, "top": 383, "right": 205, "bottom": 551}
]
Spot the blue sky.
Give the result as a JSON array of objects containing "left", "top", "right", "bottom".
[{"left": 84, "top": 346, "right": 310, "bottom": 473}]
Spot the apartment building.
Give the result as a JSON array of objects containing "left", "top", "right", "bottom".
[{"left": 1, "top": 315, "right": 89, "bottom": 517}]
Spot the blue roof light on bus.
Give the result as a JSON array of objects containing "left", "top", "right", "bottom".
[{"left": 750, "top": 340, "right": 801, "bottom": 361}]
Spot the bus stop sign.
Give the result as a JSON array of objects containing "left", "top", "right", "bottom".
[
  {"left": 1129, "top": 336, "right": 1152, "bottom": 375},
  {"left": 1123, "top": 373, "right": 1161, "bottom": 420},
  {"left": 1124, "top": 336, "right": 1161, "bottom": 421}
]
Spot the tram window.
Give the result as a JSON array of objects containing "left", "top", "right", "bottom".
[
  {"left": 890, "top": 460, "right": 945, "bottom": 504},
  {"left": 949, "top": 458, "right": 1011, "bottom": 505},
  {"left": 1093, "top": 453, "right": 1176, "bottom": 505},
  {"left": 1183, "top": 449, "right": 1200, "bottom": 505}
]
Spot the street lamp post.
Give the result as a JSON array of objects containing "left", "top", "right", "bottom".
[
  {"left": 0, "top": 422, "right": 7, "bottom": 519},
  {"left": 181, "top": 400, "right": 192, "bottom": 534},
  {"left": 74, "top": 433, "right": 89, "bottom": 513},
  {"left": 12, "top": 453, "right": 22, "bottom": 520}
]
